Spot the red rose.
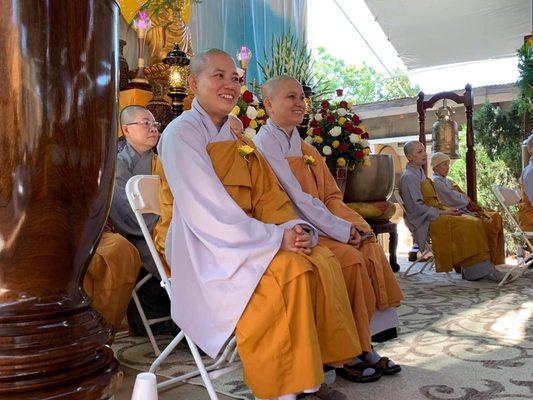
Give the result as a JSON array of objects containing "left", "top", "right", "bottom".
[
  {"left": 354, "top": 127, "right": 363, "bottom": 135},
  {"left": 339, "top": 100, "right": 348, "bottom": 109},
  {"left": 336, "top": 89, "right": 343, "bottom": 97},
  {"left": 309, "top": 119, "right": 318, "bottom": 128},
  {"left": 344, "top": 123, "right": 354, "bottom": 133},
  {"left": 339, "top": 143, "right": 349, "bottom": 152},
  {"left": 239, "top": 115, "right": 251, "bottom": 128},
  {"left": 242, "top": 90, "right": 254, "bottom": 103},
  {"left": 361, "top": 131, "right": 369, "bottom": 139},
  {"left": 326, "top": 115, "right": 335, "bottom": 123},
  {"left": 320, "top": 110, "right": 328, "bottom": 117},
  {"left": 351, "top": 114, "right": 361, "bottom": 124},
  {"left": 321, "top": 100, "right": 330, "bottom": 109},
  {"left": 355, "top": 150, "right": 364, "bottom": 159},
  {"left": 314, "top": 127, "right": 323, "bottom": 136}
]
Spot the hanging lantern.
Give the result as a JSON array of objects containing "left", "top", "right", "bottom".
[
  {"left": 162, "top": 43, "right": 190, "bottom": 118},
  {"left": 432, "top": 100, "right": 460, "bottom": 159}
]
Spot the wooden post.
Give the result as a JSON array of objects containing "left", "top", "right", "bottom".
[{"left": 464, "top": 84, "right": 477, "bottom": 202}]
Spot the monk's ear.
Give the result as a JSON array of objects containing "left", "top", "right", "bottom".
[
  {"left": 263, "top": 97, "right": 272, "bottom": 112},
  {"left": 188, "top": 74, "right": 198, "bottom": 93}
]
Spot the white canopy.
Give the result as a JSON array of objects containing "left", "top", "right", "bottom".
[{"left": 364, "top": 0, "right": 531, "bottom": 69}]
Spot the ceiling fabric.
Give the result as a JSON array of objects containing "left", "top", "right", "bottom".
[{"left": 364, "top": 0, "right": 531, "bottom": 69}]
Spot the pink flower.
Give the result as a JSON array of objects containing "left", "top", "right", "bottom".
[{"left": 336, "top": 89, "right": 343, "bottom": 97}]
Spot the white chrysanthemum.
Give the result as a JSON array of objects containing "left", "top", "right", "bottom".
[
  {"left": 244, "top": 127, "right": 256, "bottom": 139},
  {"left": 315, "top": 113, "right": 323, "bottom": 121},
  {"left": 304, "top": 136, "right": 314, "bottom": 144},
  {"left": 329, "top": 126, "right": 342, "bottom": 137},
  {"left": 361, "top": 139, "right": 370, "bottom": 148},
  {"left": 337, "top": 107, "right": 347, "bottom": 116},
  {"left": 322, "top": 145, "right": 332, "bottom": 156},
  {"left": 246, "top": 106, "right": 258, "bottom": 120}
]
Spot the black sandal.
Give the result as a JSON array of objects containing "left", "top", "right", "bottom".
[
  {"left": 366, "top": 356, "right": 402, "bottom": 375},
  {"left": 336, "top": 362, "right": 382, "bottom": 383}
]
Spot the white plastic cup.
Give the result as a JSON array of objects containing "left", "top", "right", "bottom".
[{"left": 131, "top": 372, "right": 158, "bottom": 400}]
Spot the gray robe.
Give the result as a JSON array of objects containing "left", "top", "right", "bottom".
[
  {"left": 400, "top": 164, "right": 494, "bottom": 280},
  {"left": 431, "top": 173, "right": 470, "bottom": 213},
  {"left": 109, "top": 143, "right": 159, "bottom": 278},
  {"left": 521, "top": 158, "right": 533, "bottom": 203},
  {"left": 398, "top": 163, "right": 439, "bottom": 249},
  {"left": 255, "top": 119, "right": 399, "bottom": 335},
  {"left": 158, "top": 99, "right": 317, "bottom": 357},
  {"left": 253, "top": 119, "right": 351, "bottom": 243}
]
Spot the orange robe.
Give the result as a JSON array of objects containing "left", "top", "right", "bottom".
[
  {"left": 152, "top": 155, "right": 172, "bottom": 275},
  {"left": 288, "top": 142, "right": 403, "bottom": 320},
  {"left": 448, "top": 180, "right": 505, "bottom": 265},
  {"left": 421, "top": 179, "right": 492, "bottom": 273},
  {"left": 83, "top": 231, "right": 141, "bottom": 330},
  {"left": 519, "top": 187, "right": 533, "bottom": 232},
  {"left": 207, "top": 136, "right": 360, "bottom": 398}
]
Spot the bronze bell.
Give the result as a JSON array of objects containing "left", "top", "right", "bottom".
[{"left": 432, "top": 100, "right": 460, "bottom": 159}]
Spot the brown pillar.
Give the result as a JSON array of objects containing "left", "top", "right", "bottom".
[
  {"left": 0, "top": 1, "right": 119, "bottom": 398},
  {"left": 464, "top": 84, "right": 477, "bottom": 202}
]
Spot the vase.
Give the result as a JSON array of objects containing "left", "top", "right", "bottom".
[
  {"left": 344, "top": 155, "right": 395, "bottom": 202},
  {"left": 0, "top": 1, "right": 119, "bottom": 398}
]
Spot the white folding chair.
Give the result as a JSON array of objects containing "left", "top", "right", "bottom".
[
  {"left": 491, "top": 185, "right": 533, "bottom": 286},
  {"left": 392, "top": 190, "right": 454, "bottom": 281},
  {"left": 126, "top": 175, "right": 238, "bottom": 399}
]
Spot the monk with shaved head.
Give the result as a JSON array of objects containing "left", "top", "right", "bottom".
[
  {"left": 156, "top": 50, "right": 367, "bottom": 399},
  {"left": 399, "top": 141, "right": 506, "bottom": 281},
  {"left": 254, "top": 75, "right": 404, "bottom": 381}
]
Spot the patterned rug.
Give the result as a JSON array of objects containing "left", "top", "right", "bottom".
[{"left": 112, "top": 267, "right": 533, "bottom": 400}]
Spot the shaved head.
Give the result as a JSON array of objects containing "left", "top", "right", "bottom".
[
  {"left": 190, "top": 48, "right": 234, "bottom": 76},
  {"left": 403, "top": 140, "right": 423, "bottom": 157},
  {"left": 120, "top": 105, "right": 149, "bottom": 126},
  {"left": 261, "top": 75, "right": 301, "bottom": 100}
]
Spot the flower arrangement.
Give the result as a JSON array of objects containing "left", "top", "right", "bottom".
[
  {"left": 305, "top": 89, "right": 371, "bottom": 170},
  {"left": 230, "top": 85, "right": 268, "bottom": 139}
]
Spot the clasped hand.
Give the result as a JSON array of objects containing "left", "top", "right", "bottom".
[
  {"left": 348, "top": 225, "right": 362, "bottom": 248},
  {"left": 281, "top": 225, "right": 313, "bottom": 254}
]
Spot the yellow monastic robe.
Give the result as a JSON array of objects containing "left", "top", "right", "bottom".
[
  {"left": 206, "top": 136, "right": 360, "bottom": 398},
  {"left": 152, "top": 155, "right": 172, "bottom": 275},
  {"left": 448, "top": 180, "right": 505, "bottom": 265},
  {"left": 289, "top": 143, "right": 403, "bottom": 316},
  {"left": 519, "top": 187, "right": 533, "bottom": 231},
  {"left": 83, "top": 231, "right": 141, "bottom": 330},
  {"left": 420, "top": 179, "right": 491, "bottom": 273}
]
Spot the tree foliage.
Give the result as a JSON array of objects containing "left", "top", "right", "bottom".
[
  {"left": 448, "top": 130, "right": 520, "bottom": 253},
  {"left": 312, "top": 47, "right": 420, "bottom": 104},
  {"left": 473, "top": 102, "right": 524, "bottom": 180}
]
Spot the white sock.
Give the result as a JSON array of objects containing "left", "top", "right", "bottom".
[{"left": 367, "top": 350, "right": 397, "bottom": 367}]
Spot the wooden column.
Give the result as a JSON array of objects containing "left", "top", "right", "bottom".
[
  {"left": 0, "top": 1, "right": 119, "bottom": 398},
  {"left": 464, "top": 85, "right": 477, "bottom": 201}
]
